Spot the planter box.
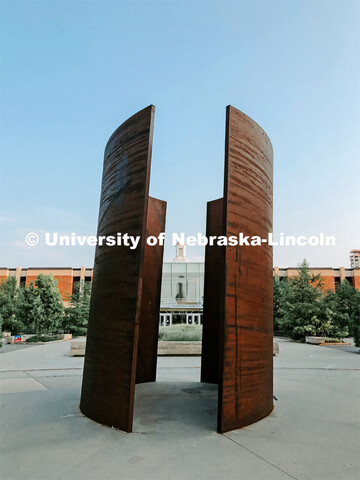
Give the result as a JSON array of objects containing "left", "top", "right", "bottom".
[
  {"left": 70, "top": 341, "right": 86, "bottom": 356},
  {"left": 20, "top": 334, "right": 35, "bottom": 342},
  {"left": 158, "top": 341, "right": 202, "bottom": 356},
  {"left": 305, "top": 336, "right": 325, "bottom": 345},
  {"left": 5, "top": 335, "right": 21, "bottom": 344},
  {"left": 69, "top": 340, "right": 280, "bottom": 357},
  {"left": 61, "top": 334, "right": 72, "bottom": 341}
]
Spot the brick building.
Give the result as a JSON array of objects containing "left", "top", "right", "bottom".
[
  {"left": 273, "top": 266, "right": 360, "bottom": 292},
  {"left": 0, "top": 267, "right": 93, "bottom": 303},
  {"left": 0, "top": 264, "right": 359, "bottom": 305}
]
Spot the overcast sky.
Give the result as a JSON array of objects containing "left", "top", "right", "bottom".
[{"left": 1, "top": 0, "right": 359, "bottom": 268}]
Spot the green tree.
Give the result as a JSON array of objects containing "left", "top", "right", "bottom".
[
  {"left": 273, "top": 276, "right": 290, "bottom": 335},
  {"left": 349, "top": 299, "right": 360, "bottom": 347},
  {"left": 17, "top": 275, "right": 64, "bottom": 335},
  {"left": 16, "top": 283, "right": 43, "bottom": 333},
  {"left": 327, "top": 280, "right": 360, "bottom": 348},
  {"left": 62, "top": 281, "right": 91, "bottom": 336},
  {"left": 279, "top": 260, "right": 348, "bottom": 340},
  {"left": 0, "top": 277, "right": 24, "bottom": 334},
  {"left": 325, "top": 280, "right": 359, "bottom": 332},
  {"left": 0, "top": 314, "right": 3, "bottom": 348}
]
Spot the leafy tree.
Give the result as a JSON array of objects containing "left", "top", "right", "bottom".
[
  {"left": 349, "top": 299, "right": 360, "bottom": 347},
  {"left": 17, "top": 275, "right": 64, "bottom": 335},
  {"left": 16, "top": 283, "right": 43, "bottom": 333},
  {"left": 35, "top": 275, "right": 64, "bottom": 332},
  {"left": 273, "top": 276, "right": 290, "bottom": 335},
  {"left": 0, "top": 277, "right": 24, "bottom": 334},
  {"left": 278, "top": 260, "right": 348, "bottom": 340},
  {"left": 325, "top": 280, "right": 359, "bottom": 332},
  {"left": 0, "top": 314, "right": 3, "bottom": 348},
  {"left": 326, "top": 280, "right": 360, "bottom": 348},
  {"left": 61, "top": 281, "right": 91, "bottom": 336}
]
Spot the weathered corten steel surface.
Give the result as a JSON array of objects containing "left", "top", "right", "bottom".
[
  {"left": 136, "top": 197, "right": 166, "bottom": 384},
  {"left": 201, "top": 198, "right": 224, "bottom": 384},
  {"left": 80, "top": 105, "right": 155, "bottom": 432},
  {"left": 218, "top": 105, "right": 273, "bottom": 433}
]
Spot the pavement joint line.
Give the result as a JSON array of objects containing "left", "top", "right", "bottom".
[
  {"left": 29, "top": 374, "right": 83, "bottom": 378},
  {"left": 0, "top": 367, "right": 83, "bottom": 373},
  {"left": 31, "top": 376, "right": 50, "bottom": 389},
  {"left": 223, "top": 433, "right": 299, "bottom": 480},
  {"left": 0, "top": 366, "right": 202, "bottom": 373},
  {"left": 274, "top": 367, "right": 360, "bottom": 371},
  {"left": 1, "top": 366, "right": 359, "bottom": 374}
]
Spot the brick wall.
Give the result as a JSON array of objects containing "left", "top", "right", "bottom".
[
  {"left": 353, "top": 270, "right": 360, "bottom": 291},
  {"left": 26, "top": 269, "right": 73, "bottom": 301},
  {"left": 321, "top": 276, "right": 336, "bottom": 292},
  {"left": 0, "top": 268, "right": 9, "bottom": 284}
]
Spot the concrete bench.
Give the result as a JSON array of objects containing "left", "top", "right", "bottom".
[
  {"left": 157, "top": 341, "right": 202, "bottom": 356},
  {"left": 62, "top": 333, "right": 72, "bottom": 341},
  {"left": 305, "top": 336, "right": 325, "bottom": 345},
  {"left": 69, "top": 340, "right": 280, "bottom": 357},
  {"left": 70, "top": 341, "right": 86, "bottom": 356}
]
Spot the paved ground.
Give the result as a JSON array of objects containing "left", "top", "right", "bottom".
[
  {"left": 0, "top": 343, "right": 38, "bottom": 354},
  {"left": 320, "top": 344, "right": 359, "bottom": 355},
  {"left": 0, "top": 338, "right": 359, "bottom": 480}
]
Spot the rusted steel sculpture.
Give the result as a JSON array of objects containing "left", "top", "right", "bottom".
[
  {"left": 136, "top": 196, "right": 166, "bottom": 384},
  {"left": 81, "top": 103, "right": 272, "bottom": 434},
  {"left": 202, "top": 106, "right": 274, "bottom": 433},
  {"left": 80, "top": 105, "right": 166, "bottom": 432},
  {"left": 201, "top": 198, "right": 223, "bottom": 385}
]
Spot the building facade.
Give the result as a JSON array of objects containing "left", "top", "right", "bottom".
[
  {"left": 1, "top": 256, "right": 359, "bottom": 319},
  {"left": 0, "top": 267, "right": 93, "bottom": 305},
  {"left": 273, "top": 266, "right": 360, "bottom": 292},
  {"left": 160, "top": 261, "right": 204, "bottom": 326},
  {"left": 350, "top": 250, "right": 360, "bottom": 269}
]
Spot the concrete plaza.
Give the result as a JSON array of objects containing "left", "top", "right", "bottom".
[{"left": 0, "top": 338, "right": 359, "bottom": 480}]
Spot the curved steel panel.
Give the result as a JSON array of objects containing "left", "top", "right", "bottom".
[
  {"left": 80, "top": 105, "right": 155, "bottom": 431},
  {"left": 218, "top": 105, "right": 273, "bottom": 433},
  {"left": 201, "top": 198, "right": 224, "bottom": 384},
  {"left": 136, "top": 196, "right": 167, "bottom": 384}
]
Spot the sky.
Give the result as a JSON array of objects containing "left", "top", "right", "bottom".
[{"left": 1, "top": 0, "right": 359, "bottom": 268}]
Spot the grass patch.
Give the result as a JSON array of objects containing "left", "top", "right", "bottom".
[
  {"left": 25, "top": 334, "right": 62, "bottom": 343},
  {"left": 158, "top": 325, "right": 202, "bottom": 342}
]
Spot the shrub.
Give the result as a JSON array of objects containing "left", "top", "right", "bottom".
[
  {"left": 158, "top": 325, "right": 202, "bottom": 341},
  {"left": 26, "top": 334, "right": 62, "bottom": 343},
  {"left": 323, "top": 337, "right": 344, "bottom": 343}
]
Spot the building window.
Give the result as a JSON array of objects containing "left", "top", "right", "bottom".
[
  {"left": 172, "top": 313, "right": 186, "bottom": 325},
  {"left": 176, "top": 282, "right": 185, "bottom": 300}
]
